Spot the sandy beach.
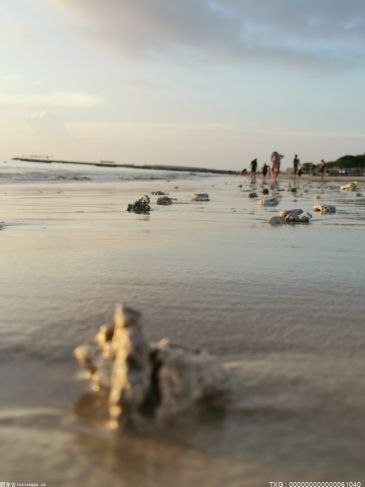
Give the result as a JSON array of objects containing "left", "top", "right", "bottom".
[{"left": 1, "top": 162, "right": 365, "bottom": 486}]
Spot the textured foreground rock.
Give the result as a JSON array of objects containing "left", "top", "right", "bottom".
[{"left": 74, "top": 306, "right": 230, "bottom": 425}]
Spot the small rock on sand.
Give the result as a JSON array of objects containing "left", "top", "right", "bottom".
[
  {"left": 191, "top": 193, "right": 210, "bottom": 202},
  {"left": 313, "top": 204, "right": 336, "bottom": 214},
  {"left": 258, "top": 196, "right": 279, "bottom": 207},
  {"left": 127, "top": 195, "right": 151, "bottom": 214},
  {"left": 156, "top": 196, "right": 173, "bottom": 205},
  {"left": 268, "top": 216, "right": 286, "bottom": 225}
]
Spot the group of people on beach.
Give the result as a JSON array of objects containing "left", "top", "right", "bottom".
[{"left": 245, "top": 153, "right": 326, "bottom": 182}]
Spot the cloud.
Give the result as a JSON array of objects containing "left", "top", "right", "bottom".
[
  {"left": 47, "top": 0, "right": 365, "bottom": 71},
  {"left": 244, "top": 128, "right": 365, "bottom": 140},
  {"left": 0, "top": 23, "right": 35, "bottom": 42},
  {"left": 29, "top": 110, "right": 50, "bottom": 119},
  {"left": 27, "top": 109, "right": 72, "bottom": 140},
  {"left": 1, "top": 73, "right": 19, "bottom": 82},
  {"left": 0, "top": 91, "right": 103, "bottom": 107}
]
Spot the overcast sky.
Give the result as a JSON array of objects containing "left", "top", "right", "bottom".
[{"left": 1, "top": 0, "right": 365, "bottom": 169}]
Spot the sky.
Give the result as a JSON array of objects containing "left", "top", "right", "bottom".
[{"left": 1, "top": 0, "right": 365, "bottom": 170}]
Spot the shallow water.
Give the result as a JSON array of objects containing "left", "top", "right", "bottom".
[{"left": 0, "top": 168, "right": 365, "bottom": 486}]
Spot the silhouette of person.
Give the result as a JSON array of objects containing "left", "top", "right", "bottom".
[
  {"left": 293, "top": 154, "right": 300, "bottom": 177},
  {"left": 319, "top": 159, "right": 326, "bottom": 181},
  {"left": 250, "top": 158, "right": 258, "bottom": 182},
  {"left": 251, "top": 158, "right": 258, "bottom": 173},
  {"left": 271, "top": 151, "right": 284, "bottom": 182},
  {"left": 262, "top": 163, "right": 268, "bottom": 179}
]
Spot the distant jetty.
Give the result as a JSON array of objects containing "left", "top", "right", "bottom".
[{"left": 12, "top": 157, "right": 239, "bottom": 175}]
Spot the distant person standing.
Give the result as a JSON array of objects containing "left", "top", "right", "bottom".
[
  {"left": 250, "top": 158, "right": 258, "bottom": 180},
  {"left": 271, "top": 151, "right": 284, "bottom": 182},
  {"left": 262, "top": 162, "right": 268, "bottom": 181},
  {"left": 319, "top": 159, "right": 326, "bottom": 181},
  {"left": 293, "top": 154, "right": 300, "bottom": 177}
]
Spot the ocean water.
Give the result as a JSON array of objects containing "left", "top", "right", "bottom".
[
  {"left": 0, "top": 159, "right": 193, "bottom": 183},
  {"left": 0, "top": 160, "right": 364, "bottom": 486}
]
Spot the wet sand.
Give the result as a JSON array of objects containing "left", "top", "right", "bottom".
[{"left": 0, "top": 174, "right": 364, "bottom": 486}]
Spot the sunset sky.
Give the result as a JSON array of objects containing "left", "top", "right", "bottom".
[{"left": 1, "top": 0, "right": 365, "bottom": 170}]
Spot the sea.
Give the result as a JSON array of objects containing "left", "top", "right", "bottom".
[{"left": 0, "top": 159, "right": 364, "bottom": 486}]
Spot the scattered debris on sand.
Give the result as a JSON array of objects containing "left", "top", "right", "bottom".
[
  {"left": 258, "top": 196, "right": 280, "bottom": 207},
  {"left": 156, "top": 196, "right": 173, "bottom": 205},
  {"left": 284, "top": 211, "right": 312, "bottom": 223},
  {"left": 127, "top": 195, "right": 151, "bottom": 214},
  {"left": 268, "top": 209, "right": 312, "bottom": 225},
  {"left": 191, "top": 193, "right": 210, "bottom": 202},
  {"left": 267, "top": 216, "right": 286, "bottom": 225},
  {"left": 340, "top": 181, "right": 358, "bottom": 192},
  {"left": 313, "top": 204, "right": 336, "bottom": 214}
]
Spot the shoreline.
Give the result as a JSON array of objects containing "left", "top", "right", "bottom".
[{"left": 10, "top": 157, "right": 365, "bottom": 183}]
